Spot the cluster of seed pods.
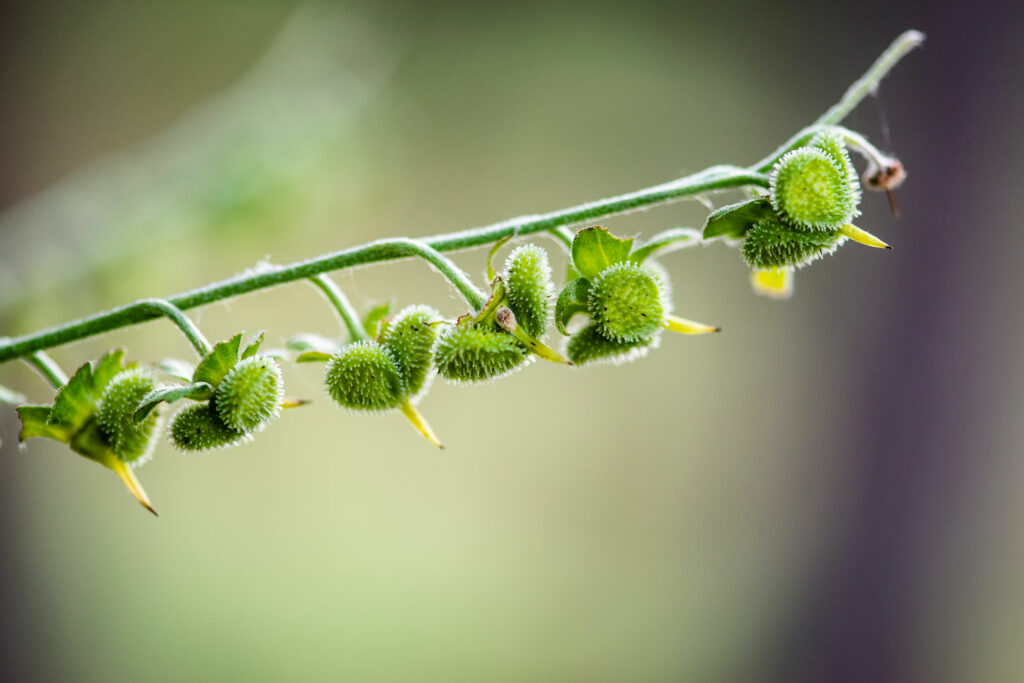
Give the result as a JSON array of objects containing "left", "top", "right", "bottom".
[{"left": 16, "top": 166, "right": 894, "bottom": 513}]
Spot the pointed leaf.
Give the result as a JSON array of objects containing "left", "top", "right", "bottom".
[
  {"left": 134, "top": 382, "right": 214, "bottom": 422},
  {"left": 702, "top": 197, "right": 774, "bottom": 239},
  {"left": 49, "top": 349, "right": 128, "bottom": 431},
  {"left": 192, "top": 333, "right": 242, "bottom": 387},
  {"left": 240, "top": 331, "right": 266, "bottom": 360},
  {"left": 555, "top": 278, "right": 592, "bottom": 335},
  {"left": 157, "top": 357, "right": 195, "bottom": 381},
  {"left": 92, "top": 349, "right": 129, "bottom": 390},
  {"left": 296, "top": 350, "right": 334, "bottom": 363},
  {"left": 17, "top": 405, "right": 72, "bottom": 442},
  {"left": 286, "top": 333, "right": 341, "bottom": 355},
  {"left": 362, "top": 302, "right": 392, "bottom": 340},
  {"left": 629, "top": 228, "right": 701, "bottom": 262},
  {"left": 0, "top": 384, "right": 27, "bottom": 406},
  {"left": 570, "top": 227, "right": 634, "bottom": 280}
]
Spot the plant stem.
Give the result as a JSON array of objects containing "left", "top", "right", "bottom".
[
  {"left": 752, "top": 30, "right": 924, "bottom": 172},
  {"left": 24, "top": 352, "right": 68, "bottom": 389},
  {"left": 308, "top": 275, "right": 367, "bottom": 343},
  {"left": 137, "top": 299, "right": 212, "bottom": 357},
  {"left": 0, "top": 31, "right": 922, "bottom": 366}
]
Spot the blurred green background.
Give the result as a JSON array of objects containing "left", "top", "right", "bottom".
[{"left": 1, "top": 1, "right": 1021, "bottom": 681}]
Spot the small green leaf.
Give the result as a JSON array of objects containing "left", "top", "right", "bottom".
[
  {"left": 296, "top": 350, "right": 334, "bottom": 363},
  {"left": 192, "top": 333, "right": 242, "bottom": 387},
  {"left": 286, "top": 334, "right": 340, "bottom": 355},
  {"left": 486, "top": 236, "right": 513, "bottom": 282},
  {"left": 157, "top": 358, "right": 194, "bottom": 381},
  {"left": 570, "top": 227, "right": 634, "bottom": 280},
  {"left": 134, "top": 382, "right": 214, "bottom": 422},
  {"left": 49, "top": 349, "right": 127, "bottom": 431},
  {"left": 17, "top": 405, "right": 72, "bottom": 442},
  {"left": 0, "top": 384, "right": 26, "bottom": 406},
  {"left": 629, "top": 228, "right": 701, "bottom": 262},
  {"left": 93, "top": 349, "right": 129, "bottom": 390},
  {"left": 240, "top": 331, "right": 265, "bottom": 360},
  {"left": 362, "top": 302, "right": 392, "bottom": 340},
  {"left": 702, "top": 197, "right": 774, "bottom": 239},
  {"left": 555, "top": 278, "right": 592, "bottom": 335}
]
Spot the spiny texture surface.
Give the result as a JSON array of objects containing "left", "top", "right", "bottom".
[
  {"left": 214, "top": 356, "right": 283, "bottom": 432},
  {"left": 566, "top": 323, "right": 655, "bottom": 366},
  {"left": 505, "top": 244, "right": 552, "bottom": 339},
  {"left": 770, "top": 147, "right": 856, "bottom": 230},
  {"left": 382, "top": 305, "right": 439, "bottom": 399},
  {"left": 742, "top": 218, "right": 844, "bottom": 269},
  {"left": 97, "top": 367, "right": 161, "bottom": 464},
  {"left": 434, "top": 324, "right": 527, "bottom": 383},
  {"left": 325, "top": 341, "right": 405, "bottom": 411},
  {"left": 170, "top": 402, "right": 248, "bottom": 452},
  {"left": 810, "top": 131, "right": 862, "bottom": 210},
  {"left": 588, "top": 262, "right": 665, "bottom": 342}
]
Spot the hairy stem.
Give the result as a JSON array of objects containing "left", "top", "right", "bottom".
[
  {"left": 25, "top": 352, "right": 68, "bottom": 389},
  {"left": 137, "top": 298, "right": 212, "bottom": 357},
  {"left": 752, "top": 29, "right": 923, "bottom": 172},
  {"left": 308, "top": 274, "right": 367, "bottom": 343},
  {"left": 0, "top": 31, "right": 922, "bottom": 366}
]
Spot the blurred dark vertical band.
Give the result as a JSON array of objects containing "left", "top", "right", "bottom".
[{"left": 774, "top": 2, "right": 1019, "bottom": 682}]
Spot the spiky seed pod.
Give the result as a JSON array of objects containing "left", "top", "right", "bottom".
[
  {"left": 587, "top": 262, "right": 666, "bottom": 343},
  {"left": 810, "top": 131, "right": 862, "bottom": 210},
  {"left": 213, "top": 356, "right": 284, "bottom": 432},
  {"left": 382, "top": 305, "right": 439, "bottom": 400},
  {"left": 434, "top": 324, "right": 528, "bottom": 383},
  {"left": 96, "top": 367, "right": 162, "bottom": 465},
  {"left": 770, "top": 147, "right": 857, "bottom": 230},
  {"left": 742, "top": 218, "right": 844, "bottom": 269},
  {"left": 325, "top": 340, "right": 406, "bottom": 411},
  {"left": 566, "top": 323, "right": 656, "bottom": 366},
  {"left": 170, "top": 402, "right": 249, "bottom": 452},
  {"left": 504, "top": 244, "right": 553, "bottom": 339}
]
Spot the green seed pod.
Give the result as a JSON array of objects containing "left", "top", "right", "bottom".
[
  {"left": 325, "top": 340, "right": 406, "bottom": 411},
  {"left": 97, "top": 367, "right": 162, "bottom": 465},
  {"left": 504, "top": 244, "right": 553, "bottom": 339},
  {"left": 587, "top": 261, "right": 666, "bottom": 343},
  {"left": 170, "top": 402, "right": 249, "bottom": 452},
  {"left": 810, "top": 131, "right": 862, "bottom": 209},
  {"left": 434, "top": 324, "right": 528, "bottom": 383},
  {"left": 742, "top": 218, "right": 844, "bottom": 269},
  {"left": 770, "top": 147, "right": 856, "bottom": 230},
  {"left": 566, "top": 323, "right": 656, "bottom": 366},
  {"left": 213, "top": 356, "right": 284, "bottom": 432},
  {"left": 382, "top": 305, "right": 439, "bottom": 399}
]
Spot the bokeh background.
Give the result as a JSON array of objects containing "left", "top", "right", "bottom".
[{"left": 1, "top": 1, "right": 1021, "bottom": 681}]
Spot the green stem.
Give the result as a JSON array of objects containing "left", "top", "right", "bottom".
[
  {"left": 137, "top": 298, "right": 212, "bottom": 357},
  {"left": 754, "top": 124, "right": 896, "bottom": 174},
  {"left": 814, "top": 30, "right": 925, "bottom": 128},
  {"left": 25, "top": 352, "right": 68, "bottom": 389},
  {"left": 0, "top": 31, "right": 923, "bottom": 366},
  {"left": 548, "top": 227, "right": 574, "bottom": 251},
  {"left": 308, "top": 274, "right": 367, "bottom": 343},
  {"left": 752, "top": 30, "right": 924, "bottom": 172}
]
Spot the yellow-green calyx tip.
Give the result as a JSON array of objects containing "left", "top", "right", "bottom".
[
  {"left": 840, "top": 223, "right": 891, "bottom": 250},
  {"left": 400, "top": 400, "right": 443, "bottom": 449},
  {"left": 750, "top": 269, "right": 794, "bottom": 300},
  {"left": 111, "top": 459, "right": 157, "bottom": 516},
  {"left": 663, "top": 315, "right": 720, "bottom": 335}
]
